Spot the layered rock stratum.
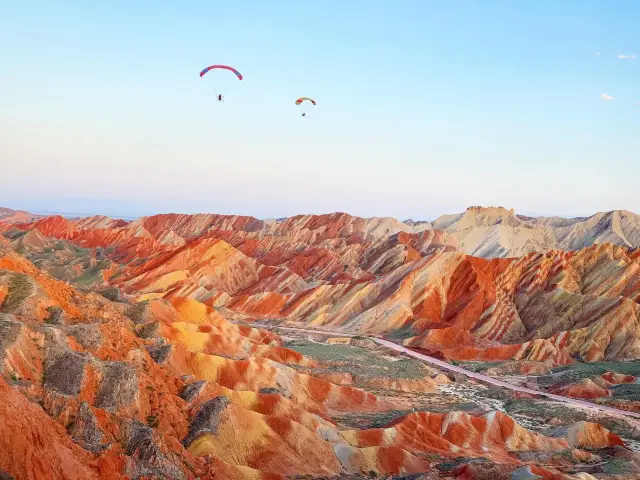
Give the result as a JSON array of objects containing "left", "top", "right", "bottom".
[{"left": 2, "top": 205, "right": 640, "bottom": 479}]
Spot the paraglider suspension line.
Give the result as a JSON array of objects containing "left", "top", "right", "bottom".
[{"left": 214, "top": 85, "right": 230, "bottom": 102}]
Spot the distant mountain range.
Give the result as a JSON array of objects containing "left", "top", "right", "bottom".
[
  {"left": 0, "top": 207, "right": 40, "bottom": 224},
  {"left": 4, "top": 205, "right": 638, "bottom": 258},
  {"left": 410, "top": 206, "right": 640, "bottom": 257}
]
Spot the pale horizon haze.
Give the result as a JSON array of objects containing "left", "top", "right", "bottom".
[{"left": 1, "top": 1, "right": 638, "bottom": 220}]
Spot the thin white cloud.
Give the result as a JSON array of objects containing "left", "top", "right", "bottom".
[
  {"left": 600, "top": 93, "right": 615, "bottom": 101},
  {"left": 594, "top": 52, "right": 601, "bottom": 56},
  {"left": 617, "top": 54, "right": 637, "bottom": 60}
]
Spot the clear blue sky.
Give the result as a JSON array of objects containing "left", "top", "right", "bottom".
[{"left": 1, "top": 1, "right": 638, "bottom": 220}]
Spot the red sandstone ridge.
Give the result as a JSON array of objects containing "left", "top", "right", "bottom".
[
  {"left": 550, "top": 379, "right": 611, "bottom": 400},
  {"left": 340, "top": 410, "right": 569, "bottom": 461},
  {"left": 550, "top": 421, "right": 625, "bottom": 449},
  {"left": 0, "top": 376, "right": 126, "bottom": 480}
]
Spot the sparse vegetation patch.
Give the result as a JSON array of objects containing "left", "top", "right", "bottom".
[{"left": 1, "top": 274, "right": 33, "bottom": 313}]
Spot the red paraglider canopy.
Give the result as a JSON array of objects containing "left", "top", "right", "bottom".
[{"left": 199, "top": 65, "right": 243, "bottom": 80}]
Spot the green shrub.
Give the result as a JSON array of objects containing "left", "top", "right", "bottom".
[
  {"left": 125, "top": 301, "right": 148, "bottom": 324},
  {"left": 146, "top": 415, "right": 159, "bottom": 428},
  {"left": 99, "top": 288, "right": 123, "bottom": 302},
  {"left": 44, "top": 306, "right": 64, "bottom": 324}
]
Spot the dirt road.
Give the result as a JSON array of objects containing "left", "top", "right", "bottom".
[{"left": 264, "top": 323, "right": 640, "bottom": 420}]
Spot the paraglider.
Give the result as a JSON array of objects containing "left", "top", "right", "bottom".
[
  {"left": 200, "top": 65, "right": 242, "bottom": 102},
  {"left": 296, "top": 97, "right": 316, "bottom": 117}
]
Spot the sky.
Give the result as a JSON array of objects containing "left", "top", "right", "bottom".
[{"left": 1, "top": 1, "right": 638, "bottom": 220}]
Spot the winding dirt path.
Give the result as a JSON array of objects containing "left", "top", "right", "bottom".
[{"left": 264, "top": 324, "right": 640, "bottom": 420}]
